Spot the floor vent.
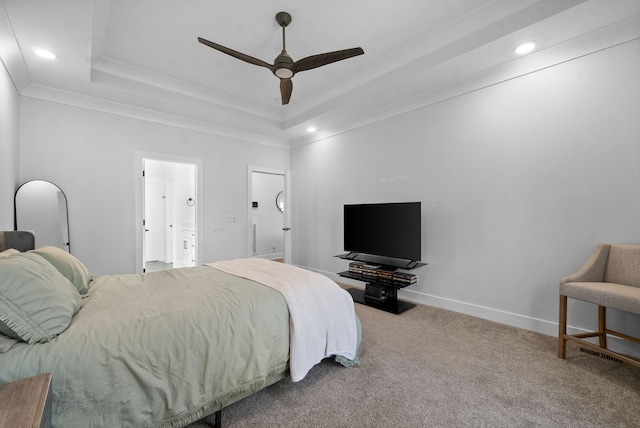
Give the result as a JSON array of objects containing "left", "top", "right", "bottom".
[{"left": 579, "top": 347, "right": 623, "bottom": 363}]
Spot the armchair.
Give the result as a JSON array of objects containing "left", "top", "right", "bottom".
[{"left": 558, "top": 243, "right": 640, "bottom": 367}]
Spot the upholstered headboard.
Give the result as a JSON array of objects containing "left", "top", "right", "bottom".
[{"left": 0, "top": 231, "right": 35, "bottom": 252}]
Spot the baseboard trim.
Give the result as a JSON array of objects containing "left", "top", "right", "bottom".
[
  {"left": 305, "top": 265, "right": 640, "bottom": 359},
  {"left": 316, "top": 267, "right": 556, "bottom": 334},
  {"left": 404, "top": 286, "right": 559, "bottom": 336}
]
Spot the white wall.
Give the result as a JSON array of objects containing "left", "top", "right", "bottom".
[
  {"left": 290, "top": 40, "right": 640, "bottom": 350},
  {"left": 18, "top": 98, "right": 289, "bottom": 275},
  {"left": 0, "top": 61, "right": 19, "bottom": 229}
]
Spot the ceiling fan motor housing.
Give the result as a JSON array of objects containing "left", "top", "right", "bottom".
[{"left": 274, "top": 50, "right": 294, "bottom": 78}]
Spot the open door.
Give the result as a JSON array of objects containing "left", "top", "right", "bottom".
[{"left": 248, "top": 167, "right": 291, "bottom": 263}]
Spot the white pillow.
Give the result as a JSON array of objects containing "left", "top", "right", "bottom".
[{"left": 0, "top": 248, "right": 20, "bottom": 258}]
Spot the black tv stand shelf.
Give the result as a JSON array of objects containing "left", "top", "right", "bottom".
[{"left": 338, "top": 271, "right": 417, "bottom": 314}]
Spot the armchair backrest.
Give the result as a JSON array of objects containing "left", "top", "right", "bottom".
[{"left": 604, "top": 244, "right": 640, "bottom": 288}]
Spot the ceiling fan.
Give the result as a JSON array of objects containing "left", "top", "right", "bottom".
[{"left": 198, "top": 11, "right": 364, "bottom": 105}]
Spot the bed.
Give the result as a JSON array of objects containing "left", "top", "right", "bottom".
[{"left": 0, "top": 231, "right": 360, "bottom": 427}]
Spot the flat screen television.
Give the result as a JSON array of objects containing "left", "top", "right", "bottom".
[{"left": 343, "top": 202, "right": 421, "bottom": 262}]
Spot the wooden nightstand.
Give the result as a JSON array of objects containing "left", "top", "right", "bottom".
[{"left": 0, "top": 373, "right": 52, "bottom": 428}]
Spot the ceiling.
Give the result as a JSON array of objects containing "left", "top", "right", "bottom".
[{"left": 1, "top": 0, "right": 639, "bottom": 147}]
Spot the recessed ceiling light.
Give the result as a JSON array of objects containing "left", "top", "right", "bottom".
[
  {"left": 515, "top": 42, "right": 536, "bottom": 56},
  {"left": 307, "top": 127, "right": 317, "bottom": 133},
  {"left": 33, "top": 48, "right": 57, "bottom": 60}
]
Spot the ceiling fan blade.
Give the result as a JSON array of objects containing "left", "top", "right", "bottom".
[
  {"left": 292, "top": 47, "right": 364, "bottom": 73},
  {"left": 280, "top": 78, "right": 293, "bottom": 105},
  {"left": 198, "top": 37, "right": 272, "bottom": 69}
]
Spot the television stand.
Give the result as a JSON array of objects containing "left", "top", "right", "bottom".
[
  {"left": 335, "top": 254, "right": 425, "bottom": 314},
  {"left": 337, "top": 271, "right": 416, "bottom": 314}
]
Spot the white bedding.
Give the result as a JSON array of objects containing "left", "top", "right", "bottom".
[{"left": 208, "top": 258, "right": 358, "bottom": 382}]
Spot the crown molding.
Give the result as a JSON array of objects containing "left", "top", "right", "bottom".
[
  {"left": 0, "top": 1, "right": 30, "bottom": 92},
  {"left": 21, "top": 83, "right": 290, "bottom": 148},
  {"left": 289, "top": 13, "right": 640, "bottom": 149}
]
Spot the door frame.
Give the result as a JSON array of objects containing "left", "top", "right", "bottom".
[
  {"left": 135, "top": 151, "right": 204, "bottom": 273},
  {"left": 247, "top": 166, "right": 291, "bottom": 264}
]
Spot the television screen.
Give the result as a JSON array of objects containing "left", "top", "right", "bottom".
[{"left": 344, "top": 202, "right": 421, "bottom": 261}]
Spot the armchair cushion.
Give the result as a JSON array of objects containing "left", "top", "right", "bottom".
[{"left": 560, "top": 281, "right": 640, "bottom": 314}]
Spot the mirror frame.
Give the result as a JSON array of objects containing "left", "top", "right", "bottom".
[
  {"left": 276, "top": 191, "right": 284, "bottom": 213},
  {"left": 14, "top": 180, "right": 71, "bottom": 252}
]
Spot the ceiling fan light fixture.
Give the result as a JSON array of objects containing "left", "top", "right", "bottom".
[{"left": 275, "top": 67, "right": 294, "bottom": 79}]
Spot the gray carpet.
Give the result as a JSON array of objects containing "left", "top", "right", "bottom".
[{"left": 189, "top": 300, "right": 640, "bottom": 427}]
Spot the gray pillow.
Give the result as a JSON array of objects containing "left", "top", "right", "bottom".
[
  {"left": 0, "top": 333, "right": 18, "bottom": 352},
  {"left": 30, "top": 246, "right": 93, "bottom": 294},
  {"left": 0, "top": 252, "right": 82, "bottom": 343}
]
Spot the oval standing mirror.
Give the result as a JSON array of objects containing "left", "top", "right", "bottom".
[{"left": 14, "top": 180, "right": 70, "bottom": 252}]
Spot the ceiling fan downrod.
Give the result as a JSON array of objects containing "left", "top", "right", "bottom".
[{"left": 274, "top": 12, "right": 293, "bottom": 78}]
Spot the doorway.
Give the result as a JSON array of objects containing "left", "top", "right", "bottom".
[
  {"left": 135, "top": 153, "right": 202, "bottom": 274},
  {"left": 248, "top": 167, "right": 291, "bottom": 264}
]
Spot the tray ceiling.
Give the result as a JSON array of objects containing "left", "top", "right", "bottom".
[{"left": 1, "top": 0, "right": 638, "bottom": 146}]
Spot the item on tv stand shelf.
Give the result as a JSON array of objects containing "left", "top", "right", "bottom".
[
  {"left": 348, "top": 261, "right": 365, "bottom": 275},
  {"left": 362, "top": 264, "right": 380, "bottom": 281},
  {"left": 405, "top": 260, "right": 420, "bottom": 269},
  {"left": 393, "top": 271, "right": 417, "bottom": 286},
  {"left": 344, "top": 251, "right": 359, "bottom": 260},
  {"left": 364, "top": 284, "right": 388, "bottom": 304},
  {"left": 346, "top": 281, "right": 416, "bottom": 314}
]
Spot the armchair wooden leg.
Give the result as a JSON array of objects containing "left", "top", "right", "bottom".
[
  {"left": 558, "top": 295, "right": 568, "bottom": 359},
  {"left": 598, "top": 305, "right": 607, "bottom": 349}
]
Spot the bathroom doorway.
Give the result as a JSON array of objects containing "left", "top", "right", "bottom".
[
  {"left": 143, "top": 159, "right": 196, "bottom": 272},
  {"left": 135, "top": 153, "right": 202, "bottom": 274}
]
